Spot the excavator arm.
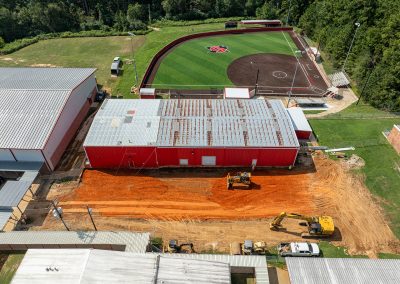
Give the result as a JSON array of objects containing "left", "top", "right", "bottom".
[{"left": 270, "top": 212, "right": 314, "bottom": 230}]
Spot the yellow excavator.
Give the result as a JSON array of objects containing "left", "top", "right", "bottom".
[
  {"left": 270, "top": 212, "right": 334, "bottom": 238},
  {"left": 227, "top": 172, "right": 251, "bottom": 189}
]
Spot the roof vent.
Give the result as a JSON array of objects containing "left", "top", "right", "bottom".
[{"left": 146, "top": 121, "right": 152, "bottom": 128}]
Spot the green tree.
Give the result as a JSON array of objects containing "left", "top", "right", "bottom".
[{"left": 127, "top": 3, "right": 147, "bottom": 23}]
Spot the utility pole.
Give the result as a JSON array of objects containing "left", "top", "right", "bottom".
[
  {"left": 51, "top": 200, "right": 70, "bottom": 231},
  {"left": 86, "top": 206, "right": 97, "bottom": 231},
  {"left": 287, "top": 61, "right": 299, "bottom": 107},
  {"left": 128, "top": 32, "right": 139, "bottom": 86},
  {"left": 342, "top": 22, "right": 361, "bottom": 72},
  {"left": 286, "top": 0, "right": 293, "bottom": 26}
]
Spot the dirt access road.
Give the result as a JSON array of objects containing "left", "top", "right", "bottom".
[{"left": 36, "top": 155, "right": 399, "bottom": 256}]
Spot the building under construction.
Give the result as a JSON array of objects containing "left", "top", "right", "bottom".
[{"left": 83, "top": 99, "right": 300, "bottom": 169}]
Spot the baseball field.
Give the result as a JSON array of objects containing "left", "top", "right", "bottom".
[{"left": 145, "top": 30, "right": 328, "bottom": 95}]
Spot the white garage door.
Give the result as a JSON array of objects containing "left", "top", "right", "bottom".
[{"left": 201, "top": 156, "right": 216, "bottom": 166}]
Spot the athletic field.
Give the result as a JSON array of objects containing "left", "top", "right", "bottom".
[{"left": 150, "top": 31, "right": 299, "bottom": 89}]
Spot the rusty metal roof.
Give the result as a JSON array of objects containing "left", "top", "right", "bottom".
[{"left": 84, "top": 99, "right": 299, "bottom": 148}]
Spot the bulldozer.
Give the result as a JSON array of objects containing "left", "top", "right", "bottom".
[
  {"left": 165, "top": 240, "right": 194, "bottom": 253},
  {"left": 227, "top": 172, "right": 251, "bottom": 190},
  {"left": 270, "top": 212, "right": 334, "bottom": 238}
]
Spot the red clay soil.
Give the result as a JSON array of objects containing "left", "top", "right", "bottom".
[{"left": 61, "top": 168, "right": 316, "bottom": 220}]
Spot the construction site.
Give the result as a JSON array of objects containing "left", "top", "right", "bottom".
[{"left": 24, "top": 151, "right": 398, "bottom": 257}]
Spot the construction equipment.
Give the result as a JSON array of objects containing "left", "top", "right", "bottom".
[
  {"left": 241, "top": 240, "right": 253, "bottom": 255},
  {"left": 253, "top": 241, "right": 267, "bottom": 254},
  {"left": 270, "top": 212, "right": 335, "bottom": 238},
  {"left": 227, "top": 172, "right": 251, "bottom": 189},
  {"left": 166, "top": 240, "right": 194, "bottom": 253}
]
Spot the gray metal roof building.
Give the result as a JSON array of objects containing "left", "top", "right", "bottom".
[
  {"left": 0, "top": 67, "right": 96, "bottom": 90},
  {"left": 0, "top": 231, "right": 150, "bottom": 253},
  {"left": 84, "top": 99, "right": 299, "bottom": 148},
  {"left": 0, "top": 68, "right": 96, "bottom": 150},
  {"left": 286, "top": 257, "right": 400, "bottom": 284},
  {"left": 12, "top": 249, "right": 231, "bottom": 284}
]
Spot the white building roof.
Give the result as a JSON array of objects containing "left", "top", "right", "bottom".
[
  {"left": 84, "top": 99, "right": 299, "bottom": 148},
  {"left": 286, "top": 258, "right": 400, "bottom": 284},
  {"left": 0, "top": 68, "right": 96, "bottom": 150},
  {"left": 0, "top": 231, "right": 149, "bottom": 253},
  {"left": 286, "top": 107, "right": 312, "bottom": 132},
  {"left": 12, "top": 249, "right": 231, "bottom": 284},
  {"left": 224, "top": 87, "right": 251, "bottom": 99}
]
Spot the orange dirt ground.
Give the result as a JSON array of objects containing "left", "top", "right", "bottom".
[
  {"left": 60, "top": 168, "right": 317, "bottom": 220},
  {"left": 39, "top": 154, "right": 399, "bottom": 256}
]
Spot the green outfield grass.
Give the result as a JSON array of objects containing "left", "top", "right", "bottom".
[{"left": 151, "top": 31, "right": 298, "bottom": 89}]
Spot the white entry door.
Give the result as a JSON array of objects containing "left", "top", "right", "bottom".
[{"left": 202, "top": 156, "right": 216, "bottom": 166}]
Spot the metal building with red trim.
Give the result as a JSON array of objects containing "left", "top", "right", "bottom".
[{"left": 83, "top": 99, "right": 300, "bottom": 169}]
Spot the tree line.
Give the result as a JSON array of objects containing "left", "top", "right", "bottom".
[{"left": 0, "top": 0, "right": 398, "bottom": 110}]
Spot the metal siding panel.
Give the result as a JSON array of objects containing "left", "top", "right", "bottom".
[{"left": 287, "top": 258, "right": 400, "bottom": 284}]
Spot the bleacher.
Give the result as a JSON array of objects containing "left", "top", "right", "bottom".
[{"left": 328, "top": 71, "right": 350, "bottom": 87}]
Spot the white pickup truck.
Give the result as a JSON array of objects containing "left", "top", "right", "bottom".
[{"left": 278, "top": 242, "right": 320, "bottom": 257}]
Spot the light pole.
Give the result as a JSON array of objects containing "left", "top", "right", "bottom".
[
  {"left": 287, "top": 61, "right": 299, "bottom": 107},
  {"left": 342, "top": 22, "right": 361, "bottom": 72},
  {"left": 286, "top": 0, "right": 293, "bottom": 26},
  {"left": 86, "top": 205, "right": 97, "bottom": 231},
  {"left": 128, "top": 32, "right": 139, "bottom": 86},
  {"left": 357, "top": 59, "right": 375, "bottom": 105},
  {"left": 51, "top": 200, "right": 70, "bottom": 231}
]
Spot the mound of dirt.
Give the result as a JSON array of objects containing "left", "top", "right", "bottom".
[
  {"left": 341, "top": 154, "right": 365, "bottom": 170},
  {"left": 310, "top": 155, "right": 398, "bottom": 255}
]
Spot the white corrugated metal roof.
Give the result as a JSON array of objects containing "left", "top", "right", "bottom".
[
  {"left": 0, "top": 171, "right": 38, "bottom": 208},
  {"left": 155, "top": 253, "right": 269, "bottom": 284},
  {"left": 0, "top": 68, "right": 96, "bottom": 150},
  {"left": 84, "top": 99, "right": 299, "bottom": 148},
  {"left": 0, "top": 209, "right": 13, "bottom": 231},
  {"left": 0, "top": 68, "right": 96, "bottom": 90},
  {"left": 0, "top": 231, "right": 149, "bottom": 253},
  {"left": 286, "top": 257, "right": 400, "bottom": 284},
  {"left": 12, "top": 249, "right": 231, "bottom": 284},
  {"left": 286, "top": 107, "right": 312, "bottom": 132}
]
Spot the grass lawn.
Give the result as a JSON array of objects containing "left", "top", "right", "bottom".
[
  {"left": 303, "top": 110, "right": 327, "bottom": 115},
  {"left": 151, "top": 31, "right": 298, "bottom": 89},
  {"left": 0, "top": 36, "right": 143, "bottom": 94},
  {"left": 310, "top": 104, "right": 400, "bottom": 238},
  {"left": 319, "top": 242, "right": 368, "bottom": 258},
  {"left": 0, "top": 252, "right": 25, "bottom": 284},
  {"left": 378, "top": 253, "right": 400, "bottom": 259}
]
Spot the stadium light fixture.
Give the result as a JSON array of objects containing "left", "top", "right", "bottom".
[
  {"left": 128, "top": 32, "right": 139, "bottom": 86},
  {"left": 342, "top": 22, "right": 361, "bottom": 72}
]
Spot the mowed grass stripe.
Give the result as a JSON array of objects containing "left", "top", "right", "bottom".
[
  {"left": 156, "top": 47, "right": 228, "bottom": 86},
  {"left": 153, "top": 32, "right": 297, "bottom": 89}
]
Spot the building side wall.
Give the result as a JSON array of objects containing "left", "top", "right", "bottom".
[
  {"left": 85, "top": 146, "right": 298, "bottom": 168},
  {"left": 10, "top": 150, "right": 44, "bottom": 162},
  {"left": 43, "top": 74, "right": 97, "bottom": 170},
  {"left": 0, "top": 149, "right": 16, "bottom": 161},
  {"left": 388, "top": 126, "right": 400, "bottom": 154}
]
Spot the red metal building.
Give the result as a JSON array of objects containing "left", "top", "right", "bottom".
[{"left": 84, "top": 99, "right": 300, "bottom": 169}]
